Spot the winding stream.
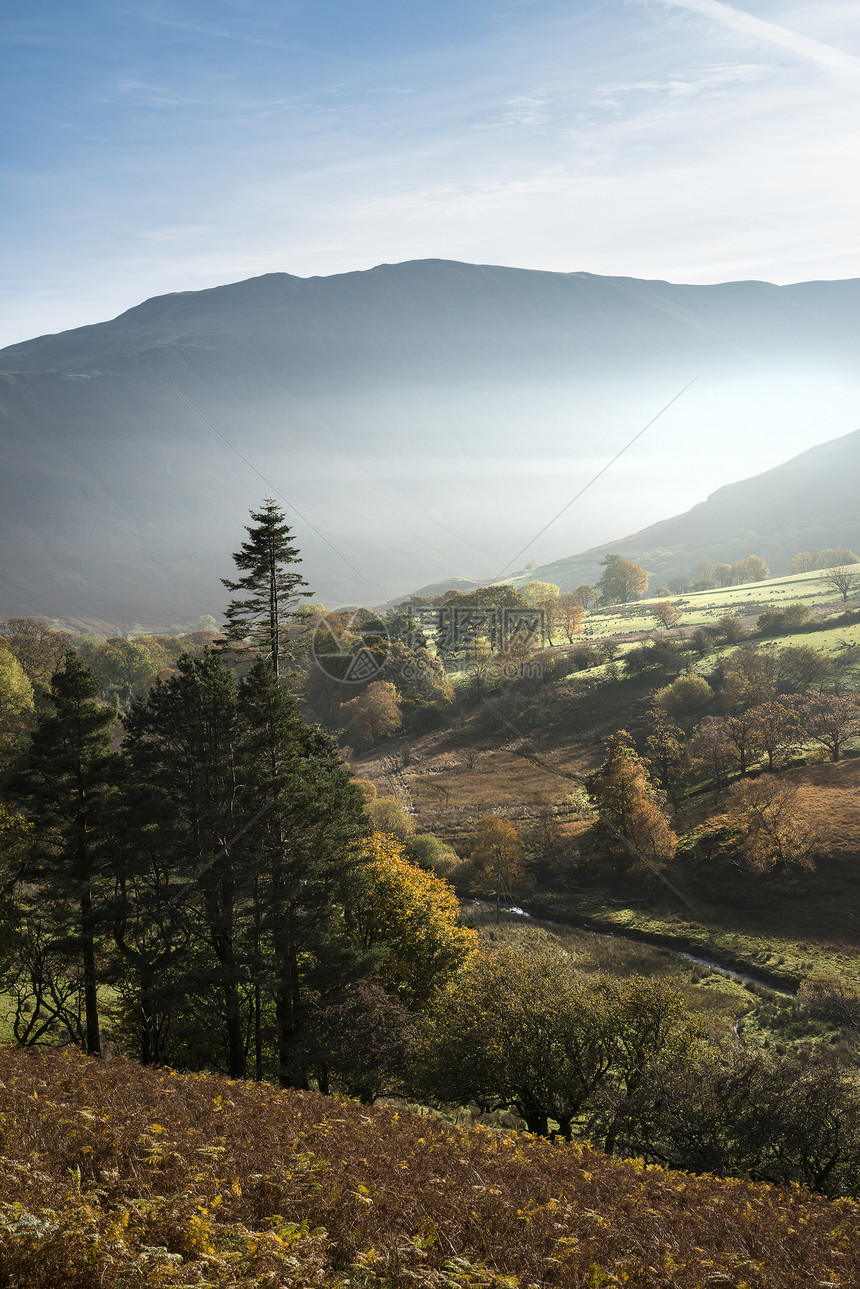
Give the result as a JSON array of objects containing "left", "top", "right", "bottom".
[{"left": 484, "top": 903, "right": 797, "bottom": 999}]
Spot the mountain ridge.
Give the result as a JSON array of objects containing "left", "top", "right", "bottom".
[{"left": 2, "top": 258, "right": 859, "bottom": 628}]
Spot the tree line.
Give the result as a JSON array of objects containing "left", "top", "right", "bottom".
[{"left": 0, "top": 503, "right": 475, "bottom": 1086}]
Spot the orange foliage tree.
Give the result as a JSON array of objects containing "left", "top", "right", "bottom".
[{"left": 586, "top": 732, "right": 677, "bottom": 872}]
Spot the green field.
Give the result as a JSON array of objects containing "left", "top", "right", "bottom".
[{"left": 584, "top": 567, "right": 858, "bottom": 639}]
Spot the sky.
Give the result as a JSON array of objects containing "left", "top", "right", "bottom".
[{"left": 2, "top": 0, "right": 860, "bottom": 348}]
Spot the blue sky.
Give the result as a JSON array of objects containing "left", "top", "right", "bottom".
[{"left": 3, "top": 0, "right": 860, "bottom": 346}]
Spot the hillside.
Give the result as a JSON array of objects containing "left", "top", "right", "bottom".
[
  {"left": 2, "top": 260, "right": 860, "bottom": 628},
  {"left": 1, "top": 1045, "right": 858, "bottom": 1288},
  {"left": 504, "top": 427, "right": 860, "bottom": 594}
]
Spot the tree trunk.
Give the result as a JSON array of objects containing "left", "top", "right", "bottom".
[{"left": 80, "top": 888, "right": 101, "bottom": 1057}]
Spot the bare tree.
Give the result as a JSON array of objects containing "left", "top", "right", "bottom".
[{"left": 820, "top": 566, "right": 860, "bottom": 603}]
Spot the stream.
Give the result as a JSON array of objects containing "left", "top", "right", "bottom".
[{"left": 482, "top": 903, "right": 797, "bottom": 999}]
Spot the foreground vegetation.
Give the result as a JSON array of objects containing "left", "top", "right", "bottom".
[
  {"left": 2, "top": 1044, "right": 860, "bottom": 1289},
  {"left": 4, "top": 510, "right": 860, "bottom": 1282}
]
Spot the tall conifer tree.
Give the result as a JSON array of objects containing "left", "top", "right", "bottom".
[
  {"left": 123, "top": 651, "right": 248, "bottom": 1076},
  {"left": 221, "top": 499, "right": 310, "bottom": 677},
  {"left": 19, "top": 651, "right": 117, "bottom": 1055},
  {"left": 237, "top": 661, "right": 370, "bottom": 1086}
]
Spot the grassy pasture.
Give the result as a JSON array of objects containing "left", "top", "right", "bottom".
[{"left": 583, "top": 567, "right": 859, "bottom": 638}]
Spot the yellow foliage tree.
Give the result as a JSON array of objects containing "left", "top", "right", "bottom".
[
  {"left": 348, "top": 832, "right": 478, "bottom": 1008},
  {"left": 470, "top": 815, "right": 525, "bottom": 918}
]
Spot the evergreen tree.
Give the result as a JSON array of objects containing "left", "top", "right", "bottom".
[
  {"left": 17, "top": 651, "right": 117, "bottom": 1055},
  {"left": 221, "top": 499, "right": 310, "bottom": 677},
  {"left": 237, "top": 661, "right": 370, "bottom": 1086},
  {"left": 123, "top": 651, "right": 248, "bottom": 1076}
]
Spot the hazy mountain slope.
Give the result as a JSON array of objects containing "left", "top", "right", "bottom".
[
  {"left": 516, "top": 427, "right": 860, "bottom": 593},
  {"left": 1, "top": 260, "right": 859, "bottom": 628}
]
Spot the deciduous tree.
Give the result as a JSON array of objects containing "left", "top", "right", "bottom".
[
  {"left": 0, "top": 619, "right": 73, "bottom": 691},
  {"left": 722, "top": 775, "right": 819, "bottom": 872},
  {"left": 0, "top": 648, "right": 34, "bottom": 728},
  {"left": 347, "top": 832, "right": 477, "bottom": 1009},
  {"left": 732, "top": 555, "right": 769, "bottom": 584},
  {"left": 598, "top": 554, "right": 648, "bottom": 604},
  {"left": 338, "top": 680, "right": 403, "bottom": 749},
  {"left": 789, "top": 693, "right": 860, "bottom": 762},
  {"left": 586, "top": 732, "right": 677, "bottom": 872},
  {"left": 820, "top": 566, "right": 860, "bottom": 603},
  {"left": 470, "top": 815, "right": 525, "bottom": 919},
  {"left": 651, "top": 600, "right": 684, "bottom": 630},
  {"left": 519, "top": 580, "right": 559, "bottom": 606}
]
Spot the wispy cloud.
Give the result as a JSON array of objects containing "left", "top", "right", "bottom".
[
  {"left": 653, "top": 0, "right": 860, "bottom": 79},
  {"left": 599, "top": 61, "right": 766, "bottom": 100}
]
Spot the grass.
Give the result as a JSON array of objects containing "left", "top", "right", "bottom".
[
  {"left": 466, "top": 908, "right": 845, "bottom": 1058},
  {"left": 2, "top": 1044, "right": 860, "bottom": 1288},
  {"left": 582, "top": 568, "right": 859, "bottom": 638}
]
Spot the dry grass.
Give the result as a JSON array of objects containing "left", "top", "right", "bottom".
[{"left": 1, "top": 1045, "right": 859, "bottom": 1287}]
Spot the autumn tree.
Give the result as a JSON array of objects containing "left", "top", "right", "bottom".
[
  {"left": 774, "top": 645, "right": 833, "bottom": 694},
  {"left": 713, "top": 614, "right": 747, "bottom": 645},
  {"left": 750, "top": 699, "right": 801, "bottom": 771},
  {"left": 653, "top": 672, "right": 713, "bottom": 724},
  {"left": 732, "top": 555, "right": 769, "bottom": 584},
  {"left": 367, "top": 796, "right": 416, "bottom": 842},
  {"left": 651, "top": 600, "right": 684, "bottom": 630},
  {"left": 643, "top": 709, "right": 688, "bottom": 811},
  {"left": 573, "top": 583, "right": 600, "bottom": 609},
  {"left": 421, "top": 942, "right": 617, "bottom": 1138},
  {"left": 719, "top": 647, "right": 777, "bottom": 711},
  {"left": 598, "top": 554, "right": 649, "bottom": 604},
  {"left": 422, "top": 945, "right": 703, "bottom": 1144},
  {"left": 790, "top": 551, "right": 815, "bottom": 573},
  {"left": 541, "top": 590, "right": 587, "bottom": 644},
  {"left": 519, "top": 580, "right": 559, "bottom": 606},
  {"left": 0, "top": 648, "right": 34, "bottom": 729},
  {"left": 722, "top": 710, "right": 765, "bottom": 776},
  {"left": 722, "top": 775, "right": 819, "bottom": 873},
  {"left": 470, "top": 815, "right": 525, "bottom": 919},
  {"left": 297, "top": 979, "right": 417, "bottom": 1103},
  {"left": 347, "top": 832, "right": 477, "bottom": 1009},
  {"left": 690, "top": 716, "right": 734, "bottom": 791},
  {"left": 586, "top": 732, "right": 677, "bottom": 872},
  {"left": 221, "top": 498, "right": 311, "bottom": 677},
  {"left": 789, "top": 693, "right": 860, "bottom": 762},
  {"left": 714, "top": 563, "right": 733, "bottom": 587},
  {"left": 338, "top": 680, "right": 403, "bottom": 749},
  {"left": 103, "top": 638, "right": 159, "bottom": 706},
  {"left": 815, "top": 547, "right": 859, "bottom": 569},
  {"left": 756, "top": 603, "right": 811, "bottom": 636},
  {"left": 820, "top": 566, "right": 860, "bottom": 603},
  {"left": 0, "top": 619, "right": 73, "bottom": 692}
]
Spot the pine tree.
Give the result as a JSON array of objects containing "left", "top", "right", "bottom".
[
  {"left": 221, "top": 499, "right": 311, "bottom": 677},
  {"left": 123, "top": 651, "right": 248, "bottom": 1076},
  {"left": 237, "top": 661, "right": 370, "bottom": 1086},
  {"left": 18, "top": 651, "right": 117, "bottom": 1055}
]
